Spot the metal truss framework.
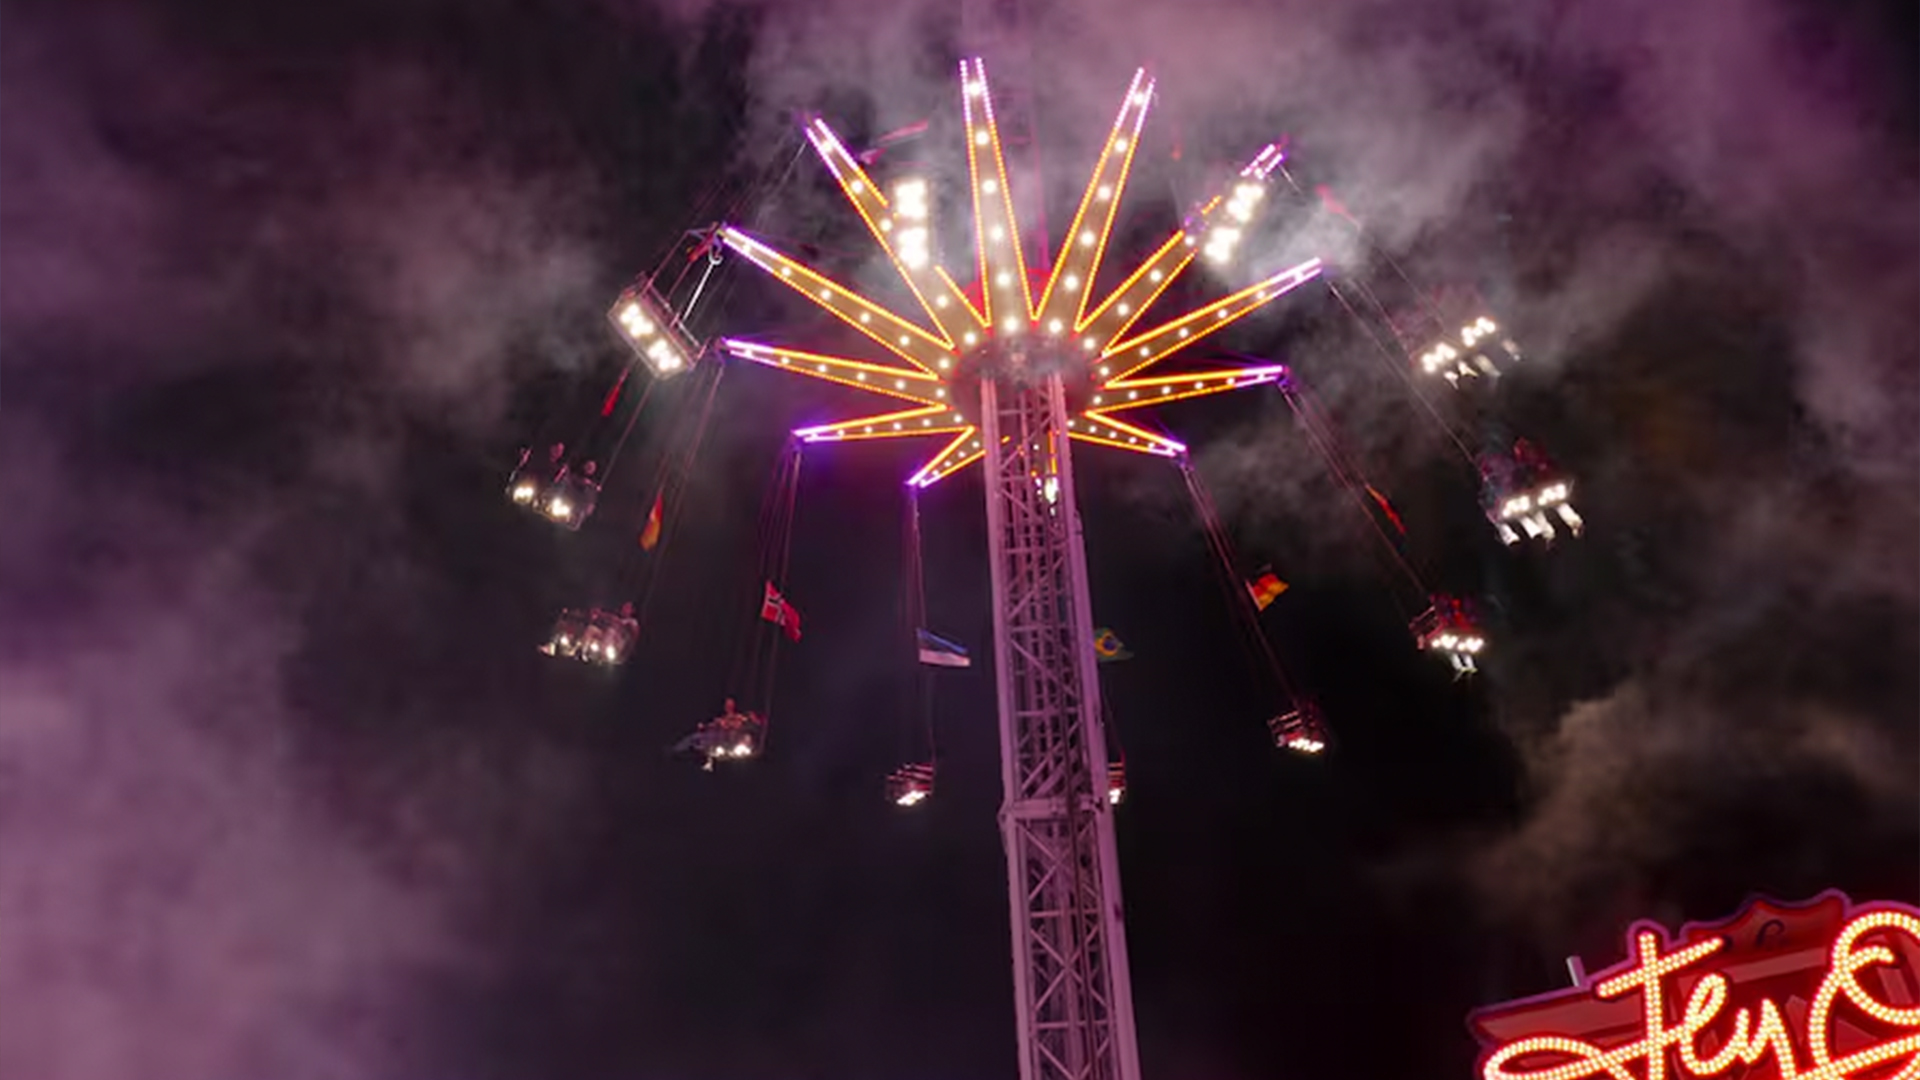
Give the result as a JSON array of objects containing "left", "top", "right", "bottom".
[{"left": 982, "top": 373, "right": 1139, "bottom": 1080}]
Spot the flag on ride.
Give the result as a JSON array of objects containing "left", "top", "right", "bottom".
[
  {"left": 761, "top": 581, "right": 802, "bottom": 642},
  {"left": 1365, "top": 484, "right": 1406, "bottom": 535},
  {"left": 856, "top": 118, "right": 931, "bottom": 165},
  {"left": 601, "top": 365, "right": 630, "bottom": 417},
  {"left": 916, "top": 629, "right": 971, "bottom": 668},
  {"left": 639, "top": 492, "right": 663, "bottom": 551},
  {"left": 1316, "top": 184, "right": 1362, "bottom": 228},
  {"left": 1092, "top": 627, "right": 1132, "bottom": 663},
  {"left": 1247, "top": 568, "right": 1288, "bottom": 611}
]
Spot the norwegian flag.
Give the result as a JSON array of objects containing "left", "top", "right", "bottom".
[{"left": 760, "top": 581, "right": 802, "bottom": 642}]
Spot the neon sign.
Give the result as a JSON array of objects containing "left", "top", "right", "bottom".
[{"left": 1468, "top": 892, "right": 1920, "bottom": 1079}]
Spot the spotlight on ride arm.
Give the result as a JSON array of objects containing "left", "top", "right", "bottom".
[
  {"left": 1199, "top": 146, "right": 1281, "bottom": 267},
  {"left": 608, "top": 281, "right": 698, "bottom": 378},
  {"left": 1417, "top": 311, "right": 1523, "bottom": 387},
  {"left": 892, "top": 177, "right": 932, "bottom": 270}
]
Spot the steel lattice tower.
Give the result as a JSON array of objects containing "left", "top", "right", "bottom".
[{"left": 981, "top": 370, "right": 1140, "bottom": 1080}]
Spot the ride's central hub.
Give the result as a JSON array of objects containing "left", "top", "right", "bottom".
[{"left": 954, "top": 335, "right": 1096, "bottom": 411}]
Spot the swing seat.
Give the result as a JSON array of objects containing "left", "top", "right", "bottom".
[
  {"left": 1411, "top": 596, "right": 1486, "bottom": 660},
  {"left": 1268, "top": 702, "right": 1329, "bottom": 755},
  {"left": 578, "top": 609, "right": 640, "bottom": 665},
  {"left": 886, "top": 763, "right": 935, "bottom": 806},
  {"left": 675, "top": 711, "right": 765, "bottom": 765},
  {"left": 1106, "top": 761, "right": 1127, "bottom": 806},
  {"left": 538, "top": 475, "right": 601, "bottom": 531},
  {"left": 540, "top": 609, "right": 589, "bottom": 657}
]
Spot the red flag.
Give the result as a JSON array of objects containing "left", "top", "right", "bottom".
[
  {"left": 875, "top": 118, "right": 931, "bottom": 145},
  {"left": 687, "top": 225, "right": 721, "bottom": 263},
  {"left": 1365, "top": 485, "right": 1406, "bottom": 535},
  {"left": 761, "top": 581, "right": 802, "bottom": 642},
  {"left": 639, "top": 492, "right": 663, "bottom": 551},
  {"left": 601, "top": 365, "right": 631, "bottom": 417},
  {"left": 1316, "top": 184, "right": 1362, "bottom": 228}
]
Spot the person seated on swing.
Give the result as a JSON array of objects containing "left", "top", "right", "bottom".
[
  {"left": 509, "top": 442, "right": 568, "bottom": 507},
  {"left": 671, "top": 698, "right": 765, "bottom": 770},
  {"left": 713, "top": 697, "right": 764, "bottom": 754}
]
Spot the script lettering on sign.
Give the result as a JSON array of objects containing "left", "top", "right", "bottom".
[{"left": 1468, "top": 892, "right": 1920, "bottom": 1080}]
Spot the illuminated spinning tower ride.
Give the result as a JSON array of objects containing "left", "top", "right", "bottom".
[{"left": 674, "top": 61, "right": 1321, "bottom": 1080}]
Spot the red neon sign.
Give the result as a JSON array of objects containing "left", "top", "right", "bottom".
[{"left": 1468, "top": 892, "right": 1920, "bottom": 1079}]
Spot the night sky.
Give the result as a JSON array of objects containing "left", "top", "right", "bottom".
[{"left": 3, "top": 0, "right": 1916, "bottom": 1078}]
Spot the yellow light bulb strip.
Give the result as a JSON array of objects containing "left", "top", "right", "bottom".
[
  {"left": 719, "top": 227, "right": 951, "bottom": 376},
  {"left": 933, "top": 264, "right": 985, "bottom": 328},
  {"left": 719, "top": 340, "right": 947, "bottom": 407},
  {"left": 1074, "top": 232, "right": 1194, "bottom": 351},
  {"left": 793, "top": 403, "right": 969, "bottom": 444},
  {"left": 960, "top": 58, "right": 1034, "bottom": 330},
  {"left": 1035, "top": 69, "right": 1153, "bottom": 332},
  {"left": 1074, "top": 410, "right": 1185, "bottom": 456},
  {"left": 1104, "top": 257, "right": 1323, "bottom": 381},
  {"left": 803, "top": 117, "right": 965, "bottom": 345},
  {"left": 907, "top": 428, "right": 986, "bottom": 488},
  {"left": 1094, "top": 364, "right": 1291, "bottom": 410}
]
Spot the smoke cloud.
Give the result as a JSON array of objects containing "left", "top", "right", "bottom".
[
  {"left": 669, "top": 0, "right": 1919, "bottom": 929},
  {"left": 3, "top": 0, "right": 1913, "bottom": 1072},
  {"left": 2, "top": 3, "right": 610, "bottom": 1075}
]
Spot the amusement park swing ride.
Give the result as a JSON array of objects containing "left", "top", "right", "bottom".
[{"left": 502, "top": 44, "right": 1588, "bottom": 1080}]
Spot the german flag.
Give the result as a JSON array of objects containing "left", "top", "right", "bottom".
[{"left": 1246, "top": 568, "right": 1288, "bottom": 611}]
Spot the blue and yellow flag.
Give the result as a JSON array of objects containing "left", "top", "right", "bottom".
[{"left": 1092, "top": 628, "right": 1132, "bottom": 663}]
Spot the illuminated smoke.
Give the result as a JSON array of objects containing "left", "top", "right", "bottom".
[{"left": 665, "top": 0, "right": 1919, "bottom": 924}]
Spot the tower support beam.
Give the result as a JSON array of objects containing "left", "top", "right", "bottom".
[{"left": 981, "top": 368, "right": 1142, "bottom": 1080}]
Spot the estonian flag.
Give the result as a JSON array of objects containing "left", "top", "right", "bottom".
[{"left": 916, "top": 629, "right": 971, "bottom": 668}]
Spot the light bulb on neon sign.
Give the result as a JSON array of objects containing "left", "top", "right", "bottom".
[{"left": 1468, "top": 892, "right": 1920, "bottom": 1080}]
